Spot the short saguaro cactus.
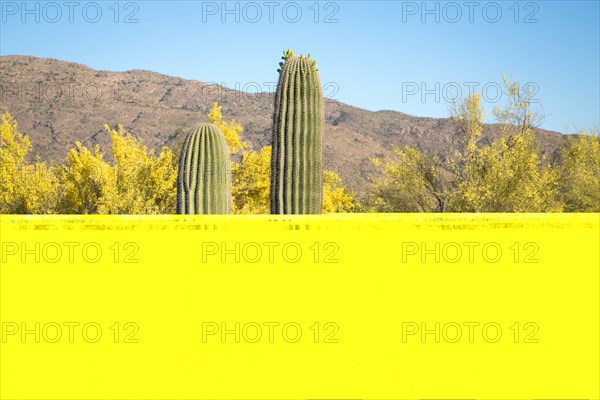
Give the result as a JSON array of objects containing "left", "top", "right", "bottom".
[{"left": 176, "top": 123, "right": 231, "bottom": 214}]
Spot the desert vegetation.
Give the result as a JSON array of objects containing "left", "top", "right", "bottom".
[
  {"left": 370, "top": 78, "right": 599, "bottom": 212},
  {"left": 1, "top": 53, "right": 598, "bottom": 214},
  {"left": 0, "top": 101, "right": 357, "bottom": 214}
]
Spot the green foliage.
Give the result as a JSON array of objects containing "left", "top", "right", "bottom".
[
  {"left": 370, "top": 146, "right": 452, "bottom": 212},
  {"left": 177, "top": 124, "right": 232, "bottom": 214},
  {"left": 558, "top": 130, "right": 600, "bottom": 211},
  {"left": 271, "top": 50, "right": 324, "bottom": 214},
  {"left": 370, "top": 79, "right": 566, "bottom": 212},
  {"left": 450, "top": 129, "right": 562, "bottom": 212}
]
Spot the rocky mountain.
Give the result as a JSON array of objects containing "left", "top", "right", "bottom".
[{"left": 0, "top": 55, "right": 567, "bottom": 198}]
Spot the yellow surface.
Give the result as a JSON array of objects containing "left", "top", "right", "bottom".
[{"left": 1, "top": 213, "right": 598, "bottom": 399}]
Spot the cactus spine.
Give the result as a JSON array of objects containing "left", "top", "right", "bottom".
[
  {"left": 176, "top": 123, "right": 231, "bottom": 214},
  {"left": 270, "top": 49, "right": 324, "bottom": 214}
]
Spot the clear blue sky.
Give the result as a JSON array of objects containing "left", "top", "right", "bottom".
[{"left": 1, "top": 0, "right": 598, "bottom": 133}]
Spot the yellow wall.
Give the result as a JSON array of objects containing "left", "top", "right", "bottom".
[{"left": 1, "top": 214, "right": 598, "bottom": 399}]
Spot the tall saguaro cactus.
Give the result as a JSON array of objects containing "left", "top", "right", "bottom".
[
  {"left": 270, "top": 49, "right": 324, "bottom": 214},
  {"left": 177, "top": 123, "right": 231, "bottom": 214}
]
